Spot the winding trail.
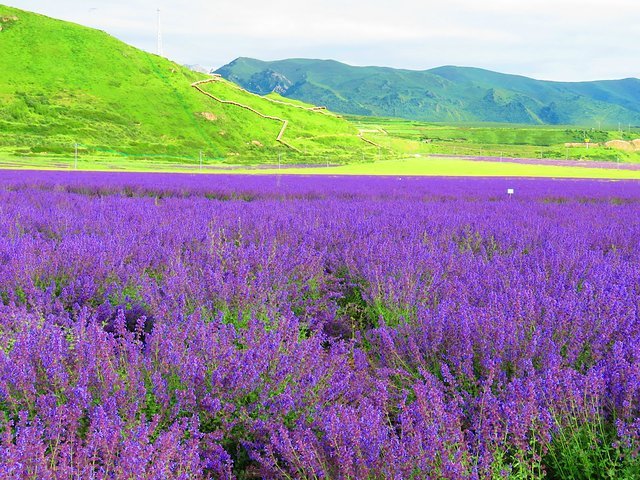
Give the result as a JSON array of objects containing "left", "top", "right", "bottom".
[
  {"left": 358, "top": 132, "right": 383, "bottom": 148},
  {"left": 192, "top": 77, "right": 298, "bottom": 151},
  {"left": 191, "top": 75, "right": 379, "bottom": 151}
]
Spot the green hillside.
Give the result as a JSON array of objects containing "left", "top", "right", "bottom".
[
  {"left": 0, "top": 6, "right": 370, "bottom": 163},
  {"left": 216, "top": 58, "right": 640, "bottom": 126}
]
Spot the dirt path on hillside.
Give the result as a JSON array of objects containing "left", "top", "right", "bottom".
[
  {"left": 192, "top": 77, "right": 298, "bottom": 151},
  {"left": 191, "top": 75, "right": 378, "bottom": 151}
]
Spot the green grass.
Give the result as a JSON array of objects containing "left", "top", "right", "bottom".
[
  {"left": 0, "top": 5, "right": 370, "bottom": 163},
  {"left": 247, "top": 158, "right": 640, "bottom": 179},
  {"left": 351, "top": 117, "right": 640, "bottom": 163},
  {"left": 197, "top": 80, "right": 375, "bottom": 158},
  {"left": 5, "top": 154, "right": 640, "bottom": 180}
]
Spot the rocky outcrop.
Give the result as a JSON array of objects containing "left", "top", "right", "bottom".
[
  {"left": 246, "top": 70, "right": 293, "bottom": 95},
  {"left": 0, "top": 15, "right": 18, "bottom": 32}
]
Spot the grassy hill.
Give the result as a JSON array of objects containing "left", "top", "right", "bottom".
[
  {"left": 0, "top": 6, "right": 370, "bottom": 164},
  {"left": 215, "top": 58, "right": 640, "bottom": 126}
]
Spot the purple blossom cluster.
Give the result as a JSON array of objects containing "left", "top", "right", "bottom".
[{"left": 0, "top": 171, "right": 639, "bottom": 478}]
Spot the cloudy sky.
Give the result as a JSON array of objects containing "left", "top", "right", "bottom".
[{"left": 5, "top": 0, "right": 639, "bottom": 81}]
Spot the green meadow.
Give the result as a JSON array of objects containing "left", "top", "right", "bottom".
[
  {"left": 352, "top": 117, "right": 640, "bottom": 163},
  {"left": 4, "top": 152, "right": 640, "bottom": 180}
]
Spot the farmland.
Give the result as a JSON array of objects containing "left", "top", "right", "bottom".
[
  {"left": 1, "top": 171, "right": 639, "bottom": 478},
  {"left": 5, "top": 154, "right": 640, "bottom": 180},
  {"left": 352, "top": 117, "right": 640, "bottom": 164}
]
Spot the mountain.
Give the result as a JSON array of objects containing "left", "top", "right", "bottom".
[
  {"left": 215, "top": 58, "right": 640, "bottom": 125},
  {"left": 185, "top": 64, "right": 212, "bottom": 75},
  {"left": 0, "top": 6, "right": 367, "bottom": 161}
]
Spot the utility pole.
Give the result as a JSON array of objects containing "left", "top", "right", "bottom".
[{"left": 156, "top": 8, "right": 163, "bottom": 57}]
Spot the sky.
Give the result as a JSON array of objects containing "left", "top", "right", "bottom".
[{"left": 5, "top": 0, "right": 639, "bottom": 81}]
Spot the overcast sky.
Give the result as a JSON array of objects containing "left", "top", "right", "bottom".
[{"left": 5, "top": 0, "right": 639, "bottom": 81}]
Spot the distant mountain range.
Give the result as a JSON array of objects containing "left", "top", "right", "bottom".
[{"left": 215, "top": 58, "right": 640, "bottom": 125}]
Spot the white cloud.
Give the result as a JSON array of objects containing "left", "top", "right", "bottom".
[{"left": 4, "top": 0, "right": 639, "bottom": 81}]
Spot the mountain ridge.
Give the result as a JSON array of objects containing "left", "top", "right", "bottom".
[{"left": 215, "top": 57, "right": 640, "bottom": 125}]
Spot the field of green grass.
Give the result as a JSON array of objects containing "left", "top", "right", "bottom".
[
  {"left": 4, "top": 152, "right": 640, "bottom": 180},
  {"left": 353, "top": 117, "right": 640, "bottom": 163},
  {"left": 244, "top": 158, "right": 640, "bottom": 179}
]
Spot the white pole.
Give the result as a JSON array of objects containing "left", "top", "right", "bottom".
[
  {"left": 157, "top": 8, "right": 163, "bottom": 57},
  {"left": 199, "top": 151, "right": 203, "bottom": 170}
]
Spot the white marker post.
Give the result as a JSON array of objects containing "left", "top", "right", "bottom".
[{"left": 507, "top": 188, "right": 515, "bottom": 198}]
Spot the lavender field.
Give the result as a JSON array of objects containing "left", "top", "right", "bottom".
[{"left": 1, "top": 171, "right": 639, "bottom": 479}]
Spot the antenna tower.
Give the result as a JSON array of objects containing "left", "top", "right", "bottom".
[{"left": 157, "top": 8, "right": 163, "bottom": 56}]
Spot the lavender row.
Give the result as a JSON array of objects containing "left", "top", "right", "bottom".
[
  {"left": 0, "top": 172, "right": 639, "bottom": 478},
  {"left": 2, "top": 169, "right": 640, "bottom": 200}
]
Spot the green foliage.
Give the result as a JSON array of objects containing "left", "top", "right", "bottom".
[{"left": 544, "top": 414, "right": 640, "bottom": 479}]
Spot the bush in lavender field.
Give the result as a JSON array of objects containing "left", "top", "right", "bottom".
[{"left": 0, "top": 172, "right": 639, "bottom": 479}]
